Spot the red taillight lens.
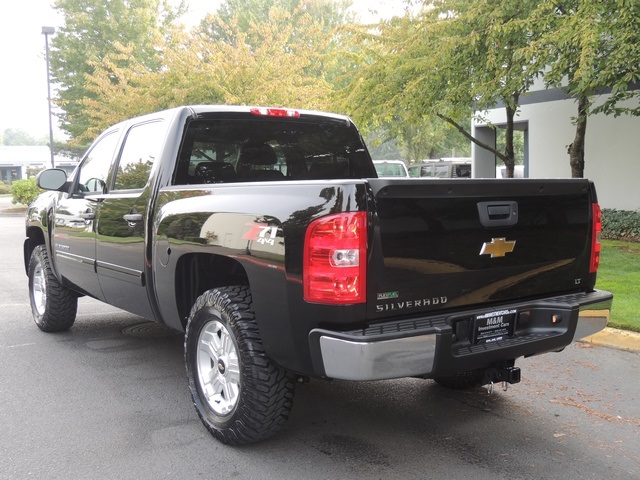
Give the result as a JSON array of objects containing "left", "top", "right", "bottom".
[
  {"left": 250, "top": 107, "right": 300, "bottom": 118},
  {"left": 303, "top": 212, "right": 367, "bottom": 304},
  {"left": 590, "top": 203, "right": 602, "bottom": 274}
]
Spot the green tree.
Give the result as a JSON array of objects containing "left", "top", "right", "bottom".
[
  {"left": 360, "top": 115, "right": 470, "bottom": 163},
  {"left": 80, "top": 6, "right": 342, "bottom": 138},
  {"left": 363, "top": 129, "right": 403, "bottom": 160},
  {"left": 340, "top": 1, "right": 543, "bottom": 177},
  {"left": 53, "top": 140, "right": 85, "bottom": 161},
  {"left": 2, "top": 129, "right": 47, "bottom": 146},
  {"left": 200, "top": 0, "right": 353, "bottom": 46},
  {"left": 525, "top": 1, "right": 640, "bottom": 177},
  {"left": 334, "top": 16, "right": 456, "bottom": 162},
  {"left": 196, "top": 0, "right": 355, "bottom": 88},
  {"left": 50, "top": 0, "right": 185, "bottom": 143}
]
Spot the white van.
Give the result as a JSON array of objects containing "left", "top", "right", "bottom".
[{"left": 373, "top": 160, "right": 409, "bottom": 178}]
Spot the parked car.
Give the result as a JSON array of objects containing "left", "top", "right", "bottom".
[
  {"left": 373, "top": 159, "right": 409, "bottom": 178},
  {"left": 408, "top": 158, "right": 472, "bottom": 178}
]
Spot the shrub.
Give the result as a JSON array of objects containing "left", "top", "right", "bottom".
[
  {"left": 602, "top": 209, "right": 640, "bottom": 242},
  {"left": 0, "top": 182, "right": 11, "bottom": 195},
  {"left": 10, "top": 177, "right": 42, "bottom": 206}
]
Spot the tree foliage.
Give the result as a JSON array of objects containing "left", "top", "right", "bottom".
[
  {"left": 363, "top": 116, "right": 470, "bottom": 162},
  {"left": 79, "top": 2, "right": 346, "bottom": 141},
  {"left": 533, "top": 1, "right": 640, "bottom": 118},
  {"left": 2, "top": 129, "right": 47, "bottom": 146},
  {"left": 11, "top": 178, "right": 42, "bottom": 205},
  {"left": 339, "top": 0, "right": 543, "bottom": 176},
  {"left": 333, "top": 15, "right": 467, "bottom": 162},
  {"left": 200, "top": 0, "right": 353, "bottom": 46},
  {"left": 523, "top": 1, "right": 640, "bottom": 177},
  {"left": 50, "top": 0, "right": 185, "bottom": 142},
  {"left": 204, "top": 0, "right": 355, "bottom": 88}
]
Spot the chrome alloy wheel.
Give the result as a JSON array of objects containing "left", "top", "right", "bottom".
[
  {"left": 31, "top": 261, "right": 47, "bottom": 316},
  {"left": 196, "top": 320, "right": 241, "bottom": 416}
]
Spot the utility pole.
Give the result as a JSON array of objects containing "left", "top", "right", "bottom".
[{"left": 42, "top": 26, "right": 56, "bottom": 169}]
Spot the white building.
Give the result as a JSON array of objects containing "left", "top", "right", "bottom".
[
  {"left": 0, "top": 146, "right": 78, "bottom": 182},
  {"left": 472, "top": 80, "right": 640, "bottom": 211}
]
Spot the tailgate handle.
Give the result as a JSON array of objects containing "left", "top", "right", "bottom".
[{"left": 478, "top": 201, "right": 518, "bottom": 227}]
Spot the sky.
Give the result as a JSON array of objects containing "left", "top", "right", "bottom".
[{"left": 0, "top": 0, "right": 411, "bottom": 140}]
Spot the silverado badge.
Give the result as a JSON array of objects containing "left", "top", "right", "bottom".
[{"left": 480, "top": 238, "right": 516, "bottom": 258}]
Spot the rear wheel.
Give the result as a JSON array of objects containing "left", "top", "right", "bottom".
[
  {"left": 28, "top": 245, "right": 78, "bottom": 332},
  {"left": 184, "top": 286, "right": 295, "bottom": 445}
]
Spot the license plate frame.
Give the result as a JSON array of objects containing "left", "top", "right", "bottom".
[{"left": 472, "top": 309, "right": 517, "bottom": 344}]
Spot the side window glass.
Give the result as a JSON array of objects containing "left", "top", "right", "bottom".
[
  {"left": 77, "top": 131, "right": 119, "bottom": 193},
  {"left": 114, "top": 120, "right": 166, "bottom": 190}
]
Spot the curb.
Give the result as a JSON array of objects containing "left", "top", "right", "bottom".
[{"left": 581, "top": 327, "right": 640, "bottom": 352}]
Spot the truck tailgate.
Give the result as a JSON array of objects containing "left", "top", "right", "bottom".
[{"left": 367, "top": 178, "right": 596, "bottom": 318}]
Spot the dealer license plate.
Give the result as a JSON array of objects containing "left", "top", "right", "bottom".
[{"left": 473, "top": 309, "right": 517, "bottom": 344}]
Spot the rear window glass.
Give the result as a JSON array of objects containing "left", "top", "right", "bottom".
[{"left": 173, "top": 116, "right": 375, "bottom": 185}]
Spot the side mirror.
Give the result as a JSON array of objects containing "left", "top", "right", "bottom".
[{"left": 36, "top": 169, "right": 69, "bottom": 192}]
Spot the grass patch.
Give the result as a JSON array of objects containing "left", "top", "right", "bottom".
[
  {"left": 3, "top": 205, "right": 26, "bottom": 212},
  {"left": 596, "top": 240, "right": 640, "bottom": 332}
]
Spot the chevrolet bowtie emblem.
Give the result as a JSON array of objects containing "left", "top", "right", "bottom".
[{"left": 480, "top": 238, "right": 516, "bottom": 258}]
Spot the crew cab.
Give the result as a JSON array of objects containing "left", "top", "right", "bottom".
[{"left": 24, "top": 105, "right": 612, "bottom": 445}]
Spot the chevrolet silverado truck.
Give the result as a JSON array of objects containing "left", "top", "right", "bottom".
[{"left": 25, "top": 105, "right": 612, "bottom": 445}]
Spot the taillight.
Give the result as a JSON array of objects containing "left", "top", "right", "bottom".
[
  {"left": 303, "top": 212, "right": 367, "bottom": 304},
  {"left": 250, "top": 107, "right": 300, "bottom": 118},
  {"left": 589, "top": 203, "right": 602, "bottom": 274}
]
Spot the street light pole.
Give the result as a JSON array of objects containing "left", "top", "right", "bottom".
[{"left": 42, "top": 26, "right": 56, "bottom": 169}]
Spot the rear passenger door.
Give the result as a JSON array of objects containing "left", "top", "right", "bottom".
[{"left": 95, "top": 119, "right": 167, "bottom": 319}]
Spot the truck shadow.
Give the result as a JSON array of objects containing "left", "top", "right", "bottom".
[{"left": 246, "top": 376, "right": 603, "bottom": 477}]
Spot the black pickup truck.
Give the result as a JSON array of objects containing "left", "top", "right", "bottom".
[{"left": 25, "top": 105, "right": 612, "bottom": 445}]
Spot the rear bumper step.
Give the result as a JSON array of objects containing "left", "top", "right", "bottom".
[{"left": 309, "top": 290, "right": 612, "bottom": 381}]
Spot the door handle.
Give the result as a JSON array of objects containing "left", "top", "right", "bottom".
[
  {"left": 78, "top": 211, "right": 95, "bottom": 220},
  {"left": 123, "top": 213, "right": 143, "bottom": 223},
  {"left": 477, "top": 201, "right": 518, "bottom": 227}
]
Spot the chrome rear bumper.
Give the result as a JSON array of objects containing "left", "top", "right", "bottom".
[
  {"left": 318, "top": 334, "right": 437, "bottom": 381},
  {"left": 572, "top": 297, "right": 612, "bottom": 341},
  {"left": 311, "top": 290, "right": 612, "bottom": 381}
]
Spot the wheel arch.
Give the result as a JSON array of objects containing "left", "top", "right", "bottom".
[
  {"left": 173, "top": 252, "right": 250, "bottom": 329},
  {"left": 24, "top": 226, "right": 47, "bottom": 276}
]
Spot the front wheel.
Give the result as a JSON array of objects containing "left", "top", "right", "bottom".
[
  {"left": 184, "top": 286, "right": 295, "bottom": 445},
  {"left": 28, "top": 245, "right": 78, "bottom": 332}
]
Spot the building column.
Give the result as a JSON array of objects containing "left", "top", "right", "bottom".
[{"left": 471, "top": 125, "right": 497, "bottom": 178}]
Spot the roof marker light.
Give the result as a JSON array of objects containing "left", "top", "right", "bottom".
[{"left": 250, "top": 107, "right": 300, "bottom": 118}]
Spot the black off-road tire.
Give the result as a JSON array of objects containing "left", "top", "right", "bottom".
[
  {"left": 184, "top": 286, "right": 295, "bottom": 445},
  {"left": 28, "top": 244, "right": 78, "bottom": 332},
  {"left": 434, "top": 369, "right": 486, "bottom": 390}
]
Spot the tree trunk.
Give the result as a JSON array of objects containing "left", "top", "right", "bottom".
[
  {"left": 569, "top": 95, "right": 588, "bottom": 178},
  {"left": 503, "top": 104, "right": 516, "bottom": 178}
]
